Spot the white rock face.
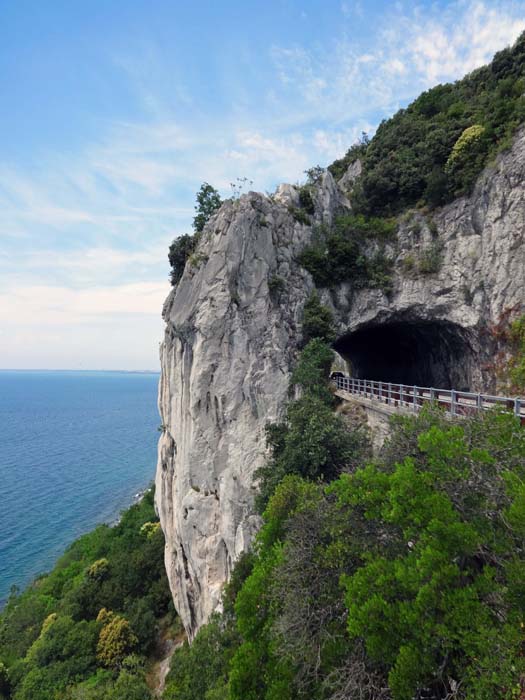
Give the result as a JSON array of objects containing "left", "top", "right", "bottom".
[{"left": 156, "top": 135, "right": 525, "bottom": 637}]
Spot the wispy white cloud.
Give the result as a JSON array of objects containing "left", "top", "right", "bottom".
[
  {"left": 0, "top": 281, "right": 168, "bottom": 370},
  {"left": 2, "top": 0, "right": 523, "bottom": 368},
  {"left": 270, "top": 0, "right": 525, "bottom": 126}
]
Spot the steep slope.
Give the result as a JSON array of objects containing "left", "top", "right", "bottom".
[{"left": 156, "top": 129, "right": 525, "bottom": 636}]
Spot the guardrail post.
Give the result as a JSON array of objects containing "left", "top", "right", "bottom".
[
  {"left": 477, "top": 393, "right": 482, "bottom": 411},
  {"left": 388, "top": 383, "right": 392, "bottom": 405},
  {"left": 451, "top": 390, "right": 456, "bottom": 416},
  {"left": 379, "top": 381, "right": 383, "bottom": 402},
  {"left": 515, "top": 398, "right": 522, "bottom": 418},
  {"left": 413, "top": 386, "right": 417, "bottom": 410},
  {"left": 430, "top": 388, "right": 435, "bottom": 403}
]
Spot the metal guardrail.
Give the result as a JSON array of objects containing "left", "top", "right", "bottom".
[{"left": 331, "top": 375, "right": 525, "bottom": 422}]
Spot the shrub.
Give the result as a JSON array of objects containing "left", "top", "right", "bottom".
[
  {"left": 291, "top": 338, "right": 334, "bottom": 401},
  {"left": 418, "top": 242, "right": 443, "bottom": 274},
  {"left": 168, "top": 234, "right": 196, "bottom": 286},
  {"left": 187, "top": 251, "right": 208, "bottom": 269},
  {"left": 288, "top": 206, "right": 311, "bottom": 225},
  {"left": 298, "top": 186, "right": 315, "bottom": 214},
  {"left": 96, "top": 615, "right": 137, "bottom": 669},
  {"left": 446, "top": 124, "right": 486, "bottom": 167},
  {"left": 298, "top": 213, "right": 396, "bottom": 291},
  {"left": 328, "top": 132, "right": 369, "bottom": 181},
  {"left": 302, "top": 291, "right": 336, "bottom": 345},
  {"left": 304, "top": 165, "right": 325, "bottom": 185},
  {"left": 268, "top": 275, "right": 285, "bottom": 299},
  {"left": 87, "top": 559, "right": 109, "bottom": 582}
]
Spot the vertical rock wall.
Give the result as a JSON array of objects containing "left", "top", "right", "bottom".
[{"left": 156, "top": 133, "right": 525, "bottom": 636}]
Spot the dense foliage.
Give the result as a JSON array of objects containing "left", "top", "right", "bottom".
[
  {"left": 193, "top": 183, "right": 222, "bottom": 234},
  {"left": 301, "top": 291, "right": 336, "bottom": 345},
  {"left": 164, "top": 288, "right": 525, "bottom": 700},
  {"left": 0, "top": 490, "right": 176, "bottom": 700},
  {"left": 329, "top": 32, "right": 525, "bottom": 214},
  {"left": 165, "top": 402, "right": 525, "bottom": 700},
  {"left": 169, "top": 182, "right": 221, "bottom": 285},
  {"left": 298, "top": 214, "right": 395, "bottom": 293},
  {"left": 168, "top": 234, "right": 196, "bottom": 286}
]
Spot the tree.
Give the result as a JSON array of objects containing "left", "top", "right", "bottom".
[
  {"left": 193, "top": 182, "right": 222, "bottom": 233},
  {"left": 168, "top": 234, "right": 195, "bottom": 286},
  {"left": 96, "top": 614, "right": 137, "bottom": 669},
  {"left": 106, "top": 670, "right": 151, "bottom": 700},
  {"left": 290, "top": 337, "right": 334, "bottom": 405},
  {"left": 302, "top": 291, "right": 336, "bottom": 345},
  {"left": 332, "top": 407, "right": 525, "bottom": 700}
]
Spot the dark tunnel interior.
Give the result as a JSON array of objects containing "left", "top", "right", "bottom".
[{"left": 333, "top": 320, "right": 476, "bottom": 391}]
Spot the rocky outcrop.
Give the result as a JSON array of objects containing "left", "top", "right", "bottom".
[{"left": 156, "top": 130, "right": 525, "bottom": 637}]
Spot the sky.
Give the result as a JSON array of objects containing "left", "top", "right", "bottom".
[{"left": 0, "top": 1, "right": 524, "bottom": 370}]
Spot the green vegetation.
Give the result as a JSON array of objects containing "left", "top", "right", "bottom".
[
  {"left": 163, "top": 291, "right": 525, "bottom": 700},
  {"left": 268, "top": 275, "right": 285, "bottom": 300},
  {"left": 193, "top": 183, "right": 222, "bottom": 234},
  {"left": 301, "top": 291, "right": 336, "bottom": 345},
  {"left": 165, "top": 399, "right": 525, "bottom": 700},
  {"left": 508, "top": 315, "right": 525, "bottom": 391},
  {"left": 298, "top": 214, "right": 395, "bottom": 293},
  {"left": 298, "top": 186, "right": 315, "bottom": 214},
  {"left": 0, "top": 489, "right": 176, "bottom": 700},
  {"left": 168, "top": 234, "right": 196, "bottom": 286},
  {"left": 402, "top": 241, "right": 444, "bottom": 276},
  {"left": 329, "top": 33, "right": 525, "bottom": 214},
  {"left": 254, "top": 340, "right": 369, "bottom": 512},
  {"left": 493, "top": 313, "right": 525, "bottom": 394},
  {"left": 288, "top": 206, "right": 311, "bottom": 226},
  {"left": 169, "top": 183, "right": 221, "bottom": 286}
]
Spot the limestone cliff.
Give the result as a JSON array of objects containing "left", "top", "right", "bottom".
[{"left": 156, "top": 129, "right": 525, "bottom": 637}]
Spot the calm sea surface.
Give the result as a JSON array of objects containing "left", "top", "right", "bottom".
[{"left": 0, "top": 370, "right": 160, "bottom": 605}]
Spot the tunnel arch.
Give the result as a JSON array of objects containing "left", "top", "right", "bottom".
[{"left": 333, "top": 319, "right": 478, "bottom": 391}]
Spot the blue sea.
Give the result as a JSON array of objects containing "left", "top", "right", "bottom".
[{"left": 0, "top": 370, "right": 160, "bottom": 605}]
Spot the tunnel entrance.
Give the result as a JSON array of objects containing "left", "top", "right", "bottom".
[{"left": 333, "top": 319, "right": 476, "bottom": 391}]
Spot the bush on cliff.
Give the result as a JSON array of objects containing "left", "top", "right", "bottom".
[
  {"left": 169, "top": 182, "right": 222, "bottom": 286},
  {"left": 301, "top": 292, "right": 336, "bottom": 345},
  {"left": 298, "top": 215, "right": 394, "bottom": 293}
]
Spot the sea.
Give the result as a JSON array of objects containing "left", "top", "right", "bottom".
[{"left": 0, "top": 370, "right": 160, "bottom": 606}]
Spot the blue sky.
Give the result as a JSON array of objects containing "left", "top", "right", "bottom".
[{"left": 1, "top": 1, "right": 524, "bottom": 370}]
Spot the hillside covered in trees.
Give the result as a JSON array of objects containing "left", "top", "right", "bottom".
[
  {"left": 162, "top": 309, "right": 525, "bottom": 700},
  {"left": 0, "top": 490, "right": 178, "bottom": 700},
  {"left": 329, "top": 31, "right": 525, "bottom": 214}
]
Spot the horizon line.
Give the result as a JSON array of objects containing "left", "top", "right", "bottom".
[{"left": 0, "top": 368, "right": 160, "bottom": 374}]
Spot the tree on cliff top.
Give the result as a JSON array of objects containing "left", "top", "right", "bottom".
[{"left": 193, "top": 182, "right": 222, "bottom": 233}]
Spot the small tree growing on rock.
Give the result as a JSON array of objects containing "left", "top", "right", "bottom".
[{"left": 193, "top": 182, "right": 222, "bottom": 233}]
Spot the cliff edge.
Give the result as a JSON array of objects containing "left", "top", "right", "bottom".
[{"left": 156, "top": 130, "right": 525, "bottom": 637}]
